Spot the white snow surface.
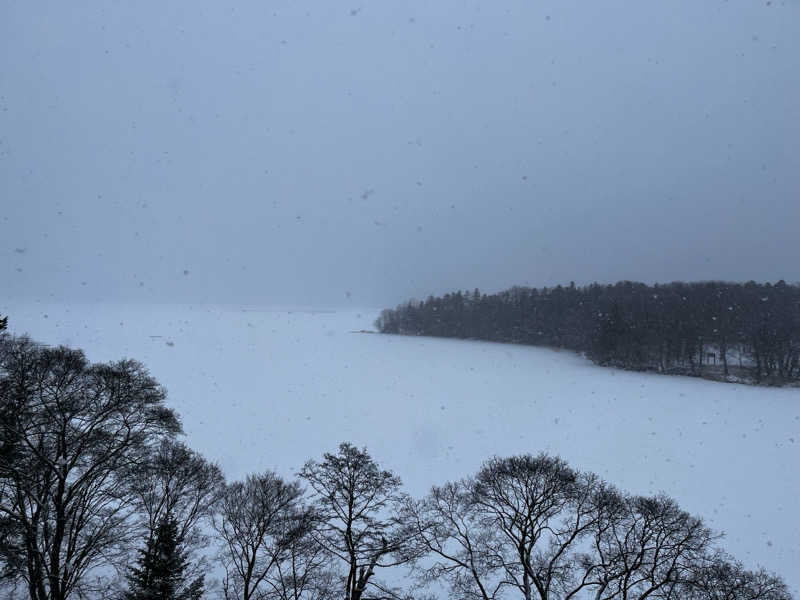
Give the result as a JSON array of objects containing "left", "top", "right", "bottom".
[{"left": 3, "top": 302, "right": 799, "bottom": 594}]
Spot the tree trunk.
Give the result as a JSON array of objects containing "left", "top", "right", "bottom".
[{"left": 720, "top": 340, "right": 729, "bottom": 376}]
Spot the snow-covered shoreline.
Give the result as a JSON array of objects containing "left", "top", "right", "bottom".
[{"left": 3, "top": 301, "right": 799, "bottom": 594}]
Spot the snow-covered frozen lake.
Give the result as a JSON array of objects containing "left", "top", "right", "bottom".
[{"left": 3, "top": 302, "right": 799, "bottom": 593}]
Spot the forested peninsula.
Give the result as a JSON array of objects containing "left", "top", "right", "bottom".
[{"left": 376, "top": 281, "right": 800, "bottom": 385}]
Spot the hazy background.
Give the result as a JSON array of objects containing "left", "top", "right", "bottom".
[{"left": 2, "top": 0, "right": 798, "bottom": 308}]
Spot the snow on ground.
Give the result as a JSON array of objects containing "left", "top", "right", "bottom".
[{"left": 3, "top": 301, "right": 799, "bottom": 593}]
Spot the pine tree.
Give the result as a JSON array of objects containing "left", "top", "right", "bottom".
[{"left": 125, "top": 515, "right": 204, "bottom": 600}]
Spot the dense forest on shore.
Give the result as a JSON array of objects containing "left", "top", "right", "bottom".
[{"left": 376, "top": 281, "right": 800, "bottom": 385}]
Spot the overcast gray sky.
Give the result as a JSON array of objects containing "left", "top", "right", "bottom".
[{"left": 2, "top": 0, "right": 798, "bottom": 308}]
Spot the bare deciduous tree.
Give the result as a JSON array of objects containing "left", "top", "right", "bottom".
[
  {"left": 403, "top": 454, "right": 750, "bottom": 600},
  {"left": 263, "top": 512, "right": 337, "bottom": 600},
  {"left": 679, "top": 552, "right": 792, "bottom": 600},
  {"left": 405, "top": 454, "right": 613, "bottom": 600},
  {"left": 471, "top": 455, "right": 608, "bottom": 600},
  {"left": 132, "top": 438, "right": 224, "bottom": 543},
  {"left": 590, "top": 494, "right": 716, "bottom": 600},
  {"left": 401, "top": 480, "right": 501, "bottom": 600},
  {"left": 0, "top": 336, "right": 181, "bottom": 600},
  {"left": 214, "top": 471, "right": 310, "bottom": 600},
  {"left": 299, "top": 442, "right": 410, "bottom": 600}
]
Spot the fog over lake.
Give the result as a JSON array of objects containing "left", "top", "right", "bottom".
[{"left": 2, "top": 1, "right": 799, "bottom": 306}]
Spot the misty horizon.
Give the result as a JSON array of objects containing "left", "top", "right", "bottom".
[{"left": 2, "top": 1, "right": 798, "bottom": 308}]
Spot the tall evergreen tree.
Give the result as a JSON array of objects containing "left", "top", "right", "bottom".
[{"left": 124, "top": 515, "right": 204, "bottom": 600}]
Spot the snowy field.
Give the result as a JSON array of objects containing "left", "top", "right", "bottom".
[{"left": 3, "top": 302, "right": 799, "bottom": 593}]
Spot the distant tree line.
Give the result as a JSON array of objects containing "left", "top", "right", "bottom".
[
  {"left": 375, "top": 280, "right": 800, "bottom": 384},
  {"left": 0, "top": 332, "right": 794, "bottom": 599}
]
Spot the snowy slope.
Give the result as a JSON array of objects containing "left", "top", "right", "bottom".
[{"left": 3, "top": 302, "right": 799, "bottom": 593}]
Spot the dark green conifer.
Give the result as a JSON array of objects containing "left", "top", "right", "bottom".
[{"left": 124, "top": 515, "right": 204, "bottom": 600}]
